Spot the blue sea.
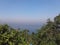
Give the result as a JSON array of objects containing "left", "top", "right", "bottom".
[
  {"left": 9, "top": 23, "right": 44, "bottom": 33},
  {"left": 0, "top": 22, "right": 44, "bottom": 33}
]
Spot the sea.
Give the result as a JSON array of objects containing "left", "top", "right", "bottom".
[{"left": 0, "top": 22, "right": 44, "bottom": 33}]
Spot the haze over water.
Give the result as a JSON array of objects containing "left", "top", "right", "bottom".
[{"left": 0, "top": 0, "right": 60, "bottom": 32}]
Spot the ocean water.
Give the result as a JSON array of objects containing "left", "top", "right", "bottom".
[
  {"left": 8, "top": 23, "right": 43, "bottom": 33},
  {"left": 0, "top": 22, "right": 44, "bottom": 33}
]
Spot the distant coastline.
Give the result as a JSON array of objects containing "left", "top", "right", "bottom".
[{"left": 0, "top": 22, "right": 44, "bottom": 33}]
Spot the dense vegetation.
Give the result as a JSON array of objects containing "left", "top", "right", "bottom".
[
  {"left": 0, "top": 14, "right": 60, "bottom": 45},
  {"left": 0, "top": 24, "right": 31, "bottom": 45},
  {"left": 32, "top": 14, "right": 60, "bottom": 45}
]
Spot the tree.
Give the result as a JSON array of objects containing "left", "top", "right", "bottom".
[
  {"left": 32, "top": 14, "right": 60, "bottom": 45},
  {"left": 0, "top": 24, "right": 30, "bottom": 45}
]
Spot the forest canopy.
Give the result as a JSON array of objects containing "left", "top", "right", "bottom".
[{"left": 0, "top": 14, "right": 60, "bottom": 45}]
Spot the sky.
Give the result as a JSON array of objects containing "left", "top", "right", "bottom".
[{"left": 0, "top": 0, "right": 60, "bottom": 23}]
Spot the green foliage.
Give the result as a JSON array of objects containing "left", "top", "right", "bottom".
[
  {"left": 0, "top": 24, "right": 30, "bottom": 45},
  {"left": 0, "top": 14, "right": 60, "bottom": 45},
  {"left": 32, "top": 14, "right": 60, "bottom": 45}
]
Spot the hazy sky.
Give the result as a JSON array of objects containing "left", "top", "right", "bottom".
[{"left": 0, "top": 0, "right": 60, "bottom": 23}]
